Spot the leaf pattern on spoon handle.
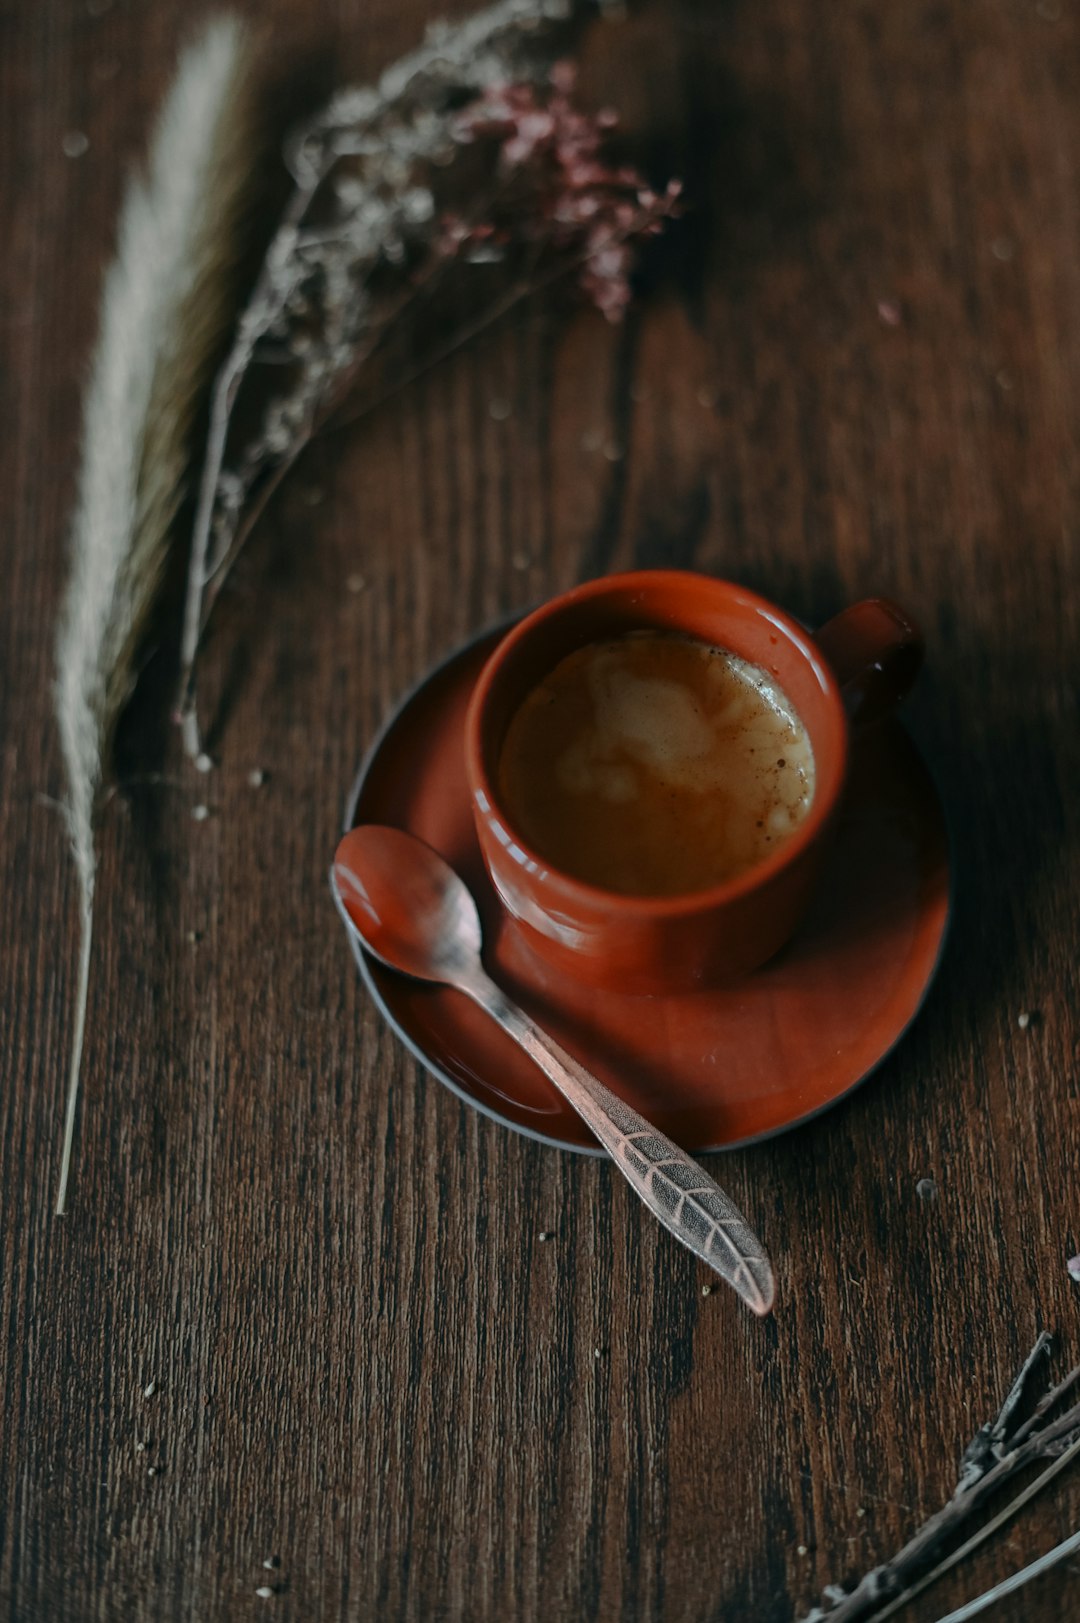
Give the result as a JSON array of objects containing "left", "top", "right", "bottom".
[{"left": 472, "top": 979, "right": 775, "bottom": 1316}]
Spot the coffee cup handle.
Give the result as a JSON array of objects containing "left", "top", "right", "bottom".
[{"left": 814, "top": 598, "right": 923, "bottom": 727}]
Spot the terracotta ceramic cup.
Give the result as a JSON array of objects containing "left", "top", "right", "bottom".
[{"left": 464, "top": 571, "right": 922, "bottom": 994}]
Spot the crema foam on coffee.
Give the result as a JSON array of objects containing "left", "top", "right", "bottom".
[{"left": 497, "top": 630, "right": 815, "bottom": 897}]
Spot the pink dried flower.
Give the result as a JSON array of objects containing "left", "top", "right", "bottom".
[
  {"left": 451, "top": 62, "right": 681, "bottom": 321},
  {"left": 1068, "top": 1254, "right": 1080, "bottom": 1283}
]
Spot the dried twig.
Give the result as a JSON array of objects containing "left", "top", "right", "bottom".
[
  {"left": 927, "top": 1525, "right": 1080, "bottom": 1623},
  {"left": 800, "top": 1335, "right": 1080, "bottom": 1623},
  {"left": 870, "top": 1434, "right": 1080, "bottom": 1623}
]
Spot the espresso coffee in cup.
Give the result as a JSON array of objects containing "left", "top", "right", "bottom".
[
  {"left": 466, "top": 571, "right": 920, "bottom": 991},
  {"left": 497, "top": 629, "right": 815, "bottom": 897}
]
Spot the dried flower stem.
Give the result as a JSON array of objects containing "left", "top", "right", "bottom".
[
  {"left": 193, "top": 230, "right": 455, "bottom": 623},
  {"left": 176, "top": 0, "right": 584, "bottom": 755},
  {"left": 176, "top": 175, "right": 319, "bottom": 756},
  {"left": 176, "top": 0, "right": 680, "bottom": 757}
]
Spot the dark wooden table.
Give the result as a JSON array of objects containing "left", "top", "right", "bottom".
[{"left": 3, "top": 2, "right": 1079, "bottom": 1619}]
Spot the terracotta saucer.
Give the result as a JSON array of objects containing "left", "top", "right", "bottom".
[{"left": 343, "top": 625, "right": 950, "bottom": 1154}]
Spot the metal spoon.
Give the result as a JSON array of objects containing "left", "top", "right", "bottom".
[{"left": 332, "top": 824, "right": 775, "bottom": 1316}]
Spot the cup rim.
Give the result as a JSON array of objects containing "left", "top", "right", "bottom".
[{"left": 463, "top": 570, "right": 849, "bottom": 917}]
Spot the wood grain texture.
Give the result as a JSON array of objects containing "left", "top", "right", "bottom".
[{"left": 2, "top": 1, "right": 1079, "bottom": 1619}]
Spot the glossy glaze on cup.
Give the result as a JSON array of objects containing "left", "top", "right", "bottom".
[{"left": 464, "top": 571, "right": 921, "bottom": 993}]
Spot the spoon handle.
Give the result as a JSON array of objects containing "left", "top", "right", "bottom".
[{"left": 466, "top": 973, "right": 775, "bottom": 1316}]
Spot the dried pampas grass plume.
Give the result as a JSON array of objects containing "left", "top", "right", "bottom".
[{"left": 53, "top": 14, "right": 257, "bottom": 1215}]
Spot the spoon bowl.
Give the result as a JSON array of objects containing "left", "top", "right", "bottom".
[{"left": 334, "top": 825, "right": 483, "bottom": 985}]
